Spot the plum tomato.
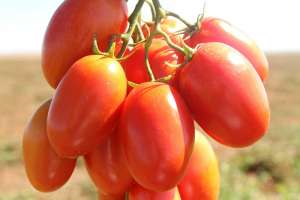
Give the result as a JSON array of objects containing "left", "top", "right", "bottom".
[
  {"left": 185, "top": 17, "right": 268, "bottom": 81},
  {"left": 42, "top": 0, "right": 128, "bottom": 88},
  {"left": 84, "top": 130, "right": 133, "bottom": 195},
  {"left": 23, "top": 100, "right": 76, "bottom": 192},
  {"left": 119, "top": 82, "right": 194, "bottom": 191},
  {"left": 47, "top": 55, "right": 127, "bottom": 158},
  {"left": 178, "top": 131, "right": 220, "bottom": 200},
  {"left": 178, "top": 42, "right": 270, "bottom": 147}
]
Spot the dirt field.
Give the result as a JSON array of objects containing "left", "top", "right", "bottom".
[{"left": 0, "top": 53, "right": 299, "bottom": 200}]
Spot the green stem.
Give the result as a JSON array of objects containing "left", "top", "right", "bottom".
[
  {"left": 117, "top": 0, "right": 146, "bottom": 58},
  {"left": 166, "top": 11, "right": 193, "bottom": 28},
  {"left": 92, "top": 34, "right": 102, "bottom": 55},
  {"left": 145, "top": 0, "right": 156, "bottom": 21}
]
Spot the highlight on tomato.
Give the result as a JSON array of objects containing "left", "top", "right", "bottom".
[
  {"left": 178, "top": 130, "right": 220, "bottom": 200},
  {"left": 84, "top": 130, "right": 133, "bottom": 195},
  {"left": 42, "top": 0, "right": 128, "bottom": 88},
  {"left": 23, "top": 100, "right": 76, "bottom": 192},
  {"left": 47, "top": 55, "right": 127, "bottom": 158},
  {"left": 128, "top": 184, "right": 181, "bottom": 200},
  {"left": 178, "top": 42, "right": 270, "bottom": 147},
  {"left": 185, "top": 17, "right": 269, "bottom": 81},
  {"left": 119, "top": 82, "right": 195, "bottom": 191}
]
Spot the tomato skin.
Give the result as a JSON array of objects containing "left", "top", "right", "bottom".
[
  {"left": 98, "top": 192, "right": 125, "bottom": 200},
  {"left": 119, "top": 82, "right": 195, "bottom": 191},
  {"left": 121, "top": 39, "right": 182, "bottom": 84},
  {"left": 84, "top": 130, "right": 133, "bottom": 195},
  {"left": 129, "top": 184, "right": 181, "bottom": 200},
  {"left": 47, "top": 55, "right": 127, "bottom": 158},
  {"left": 178, "top": 131, "right": 220, "bottom": 200},
  {"left": 23, "top": 100, "right": 76, "bottom": 192},
  {"left": 179, "top": 42, "right": 270, "bottom": 147},
  {"left": 186, "top": 17, "right": 268, "bottom": 81},
  {"left": 42, "top": 0, "right": 128, "bottom": 88}
]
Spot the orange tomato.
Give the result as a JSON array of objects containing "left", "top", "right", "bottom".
[
  {"left": 47, "top": 55, "right": 127, "bottom": 158},
  {"left": 23, "top": 100, "right": 76, "bottom": 192},
  {"left": 178, "top": 131, "right": 220, "bottom": 200}
]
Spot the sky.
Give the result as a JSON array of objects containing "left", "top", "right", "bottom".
[{"left": 0, "top": 0, "right": 299, "bottom": 55}]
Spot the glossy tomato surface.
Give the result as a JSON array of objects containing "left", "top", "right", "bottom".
[
  {"left": 119, "top": 82, "right": 195, "bottom": 191},
  {"left": 179, "top": 42, "right": 270, "bottom": 147},
  {"left": 42, "top": 0, "right": 128, "bottom": 88},
  {"left": 129, "top": 184, "right": 181, "bottom": 200},
  {"left": 98, "top": 192, "right": 125, "bottom": 200},
  {"left": 121, "top": 39, "right": 182, "bottom": 85},
  {"left": 178, "top": 131, "right": 220, "bottom": 200},
  {"left": 47, "top": 55, "right": 127, "bottom": 158},
  {"left": 186, "top": 17, "right": 268, "bottom": 81},
  {"left": 23, "top": 100, "right": 76, "bottom": 192},
  {"left": 85, "top": 130, "right": 133, "bottom": 195}
]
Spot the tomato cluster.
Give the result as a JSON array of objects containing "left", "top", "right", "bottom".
[{"left": 23, "top": 0, "right": 270, "bottom": 199}]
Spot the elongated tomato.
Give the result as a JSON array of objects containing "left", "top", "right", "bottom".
[
  {"left": 23, "top": 100, "right": 76, "bottom": 192},
  {"left": 42, "top": 0, "right": 128, "bottom": 88},
  {"left": 85, "top": 130, "right": 133, "bottom": 195},
  {"left": 178, "top": 131, "right": 220, "bottom": 200},
  {"left": 47, "top": 55, "right": 127, "bottom": 158},
  {"left": 186, "top": 17, "right": 268, "bottom": 81},
  {"left": 129, "top": 184, "right": 181, "bottom": 200},
  {"left": 179, "top": 42, "right": 270, "bottom": 147},
  {"left": 119, "top": 82, "right": 194, "bottom": 191},
  {"left": 121, "top": 39, "right": 182, "bottom": 84}
]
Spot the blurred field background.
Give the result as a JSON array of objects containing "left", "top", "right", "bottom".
[{"left": 0, "top": 52, "right": 299, "bottom": 200}]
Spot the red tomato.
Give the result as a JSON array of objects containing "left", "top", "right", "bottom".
[
  {"left": 84, "top": 130, "right": 133, "bottom": 195},
  {"left": 186, "top": 17, "right": 268, "bottom": 81},
  {"left": 179, "top": 42, "right": 270, "bottom": 147},
  {"left": 121, "top": 39, "right": 182, "bottom": 85},
  {"left": 129, "top": 184, "right": 181, "bottom": 200},
  {"left": 178, "top": 131, "right": 220, "bottom": 200},
  {"left": 119, "top": 82, "right": 195, "bottom": 191},
  {"left": 98, "top": 192, "right": 125, "bottom": 200},
  {"left": 47, "top": 55, "right": 127, "bottom": 158},
  {"left": 23, "top": 100, "right": 76, "bottom": 192},
  {"left": 42, "top": 0, "right": 128, "bottom": 88}
]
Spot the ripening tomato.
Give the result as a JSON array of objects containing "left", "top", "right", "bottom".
[
  {"left": 119, "top": 82, "right": 195, "bottom": 191},
  {"left": 84, "top": 130, "right": 133, "bottom": 195},
  {"left": 179, "top": 42, "right": 270, "bottom": 147},
  {"left": 47, "top": 55, "right": 127, "bottom": 158},
  {"left": 23, "top": 100, "right": 76, "bottom": 192},
  {"left": 121, "top": 39, "right": 182, "bottom": 85},
  {"left": 42, "top": 0, "right": 128, "bottom": 88},
  {"left": 98, "top": 192, "right": 125, "bottom": 200},
  {"left": 129, "top": 184, "right": 181, "bottom": 200},
  {"left": 178, "top": 131, "right": 220, "bottom": 200},
  {"left": 185, "top": 17, "right": 268, "bottom": 81}
]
